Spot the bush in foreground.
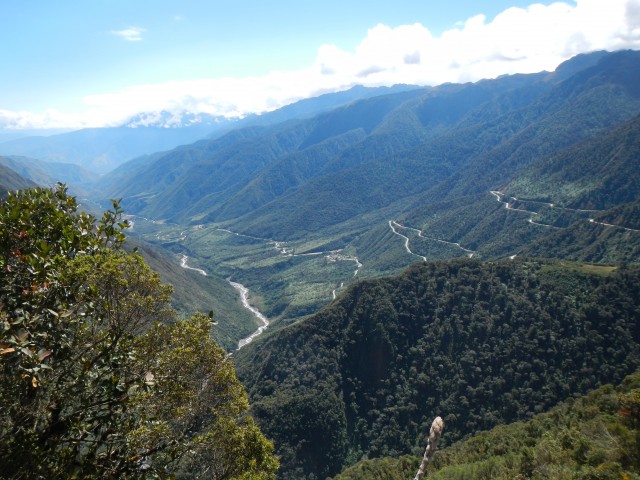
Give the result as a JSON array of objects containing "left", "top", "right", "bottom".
[{"left": 0, "top": 185, "right": 278, "bottom": 479}]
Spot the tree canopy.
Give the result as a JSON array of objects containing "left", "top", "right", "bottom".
[{"left": 0, "top": 184, "right": 278, "bottom": 479}]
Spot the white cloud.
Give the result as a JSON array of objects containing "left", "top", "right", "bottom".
[
  {"left": 4, "top": 0, "right": 640, "bottom": 130},
  {"left": 111, "top": 26, "right": 145, "bottom": 42},
  {"left": 311, "top": 0, "right": 640, "bottom": 86},
  {"left": 0, "top": 108, "right": 87, "bottom": 131}
]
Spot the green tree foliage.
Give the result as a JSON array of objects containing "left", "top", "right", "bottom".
[{"left": 0, "top": 185, "right": 278, "bottom": 479}]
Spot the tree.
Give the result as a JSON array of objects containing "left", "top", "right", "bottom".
[{"left": 0, "top": 184, "right": 278, "bottom": 479}]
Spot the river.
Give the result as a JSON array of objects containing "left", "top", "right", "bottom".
[{"left": 229, "top": 281, "right": 270, "bottom": 350}]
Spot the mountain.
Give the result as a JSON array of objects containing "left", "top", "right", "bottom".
[
  {"left": 235, "top": 84, "right": 423, "bottom": 130},
  {"left": 97, "top": 86, "right": 431, "bottom": 220},
  {"left": 503, "top": 113, "right": 640, "bottom": 211},
  {"left": 0, "top": 85, "right": 420, "bottom": 176},
  {"left": 96, "top": 51, "right": 640, "bottom": 240},
  {"left": 125, "top": 238, "right": 259, "bottom": 351},
  {"left": 0, "top": 155, "right": 98, "bottom": 194},
  {"left": 10, "top": 50, "right": 637, "bottom": 480},
  {"left": 519, "top": 200, "right": 640, "bottom": 263},
  {"left": 85, "top": 50, "right": 640, "bottom": 332},
  {"left": 0, "top": 128, "right": 73, "bottom": 144},
  {"left": 0, "top": 163, "right": 37, "bottom": 197},
  {"left": 0, "top": 123, "right": 223, "bottom": 174},
  {"left": 391, "top": 107, "right": 640, "bottom": 263},
  {"left": 233, "top": 259, "right": 640, "bottom": 479}
]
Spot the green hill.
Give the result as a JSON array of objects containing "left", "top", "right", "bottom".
[{"left": 0, "top": 155, "right": 98, "bottom": 195}]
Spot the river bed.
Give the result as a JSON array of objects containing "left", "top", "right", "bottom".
[{"left": 229, "top": 280, "right": 270, "bottom": 350}]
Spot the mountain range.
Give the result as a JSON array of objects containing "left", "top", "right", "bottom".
[
  {"left": 0, "top": 85, "right": 416, "bottom": 175},
  {"left": 1, "top": 49, "right": 640, "bottom": 479},
  {"left": 93, "top": 50, "right": 639, "bottom": 245},
  {"left": 2, "top": 49, "right": 639, "bottom": 342},
  {"left": 73, "top": 49, "right": 640, "bottom": 329}
]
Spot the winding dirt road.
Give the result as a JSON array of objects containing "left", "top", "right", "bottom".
[
  {"left": 389, "top": 220, "right": 427, "bottom": 261},
  {"left": 491, "top": 190, "right": 638, "bottom": 232},
  {"left": 389, "top": 220, "right": 476, "bottom": 260}
]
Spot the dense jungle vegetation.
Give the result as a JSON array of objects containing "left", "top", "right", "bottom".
[
  {"left": 235, "top": 259, "right": 640, "bottom": 479},
  {"left": 333, "top": 369, "right": 640, "bottom": 479}
]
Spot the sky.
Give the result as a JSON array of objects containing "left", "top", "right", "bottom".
[{"left": 1, "top": 0, "right": 639, "bottom": 131}]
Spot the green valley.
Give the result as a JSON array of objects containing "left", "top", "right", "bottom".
[{"left": 89, "top": 50, "right": 640, "bottom": 352}]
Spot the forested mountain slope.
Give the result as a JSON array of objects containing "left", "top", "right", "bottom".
[
  {"left": 234, "top": 259, "right": 640, "bottom": 479},
  {"left": 503, "top": 113, "right": 640, "bottom": 211},
  {"left": 88, "top": 53, "right": 640, "bottom": 335},
  {"left": 0, "top": 155, "right": 97, "bottom": 193},
  {"left": 390, "top": 109, "right": 640, "bottom": 263},
  {"left": 521, "top": 200, "right": 640, "bottom": 263},
  {"left": 0, "top": 163, "right": 37, "bottom": 197},
  {"left": 123, "top": 238, "right": 257, "bottom": 351},
  {"left": 81, "top": 50, "right": 640, "bottom": 359},
  {"left": 332, "top": 369, "right": 640, "bottom": 480},
  {"left": 97, "top": 87, "right": 429, "bottom": 221}
]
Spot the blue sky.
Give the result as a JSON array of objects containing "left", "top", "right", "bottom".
[{"left": 1, "top": 0, "right": 639, "bottom": 130}]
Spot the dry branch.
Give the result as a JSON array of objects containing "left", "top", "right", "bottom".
[{"left": 414, "top": 416, "right": 444, "bottom": 480}]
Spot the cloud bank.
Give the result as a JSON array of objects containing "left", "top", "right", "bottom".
[{"left": 3, "top": 0, "right": 640, "bottom": 130}]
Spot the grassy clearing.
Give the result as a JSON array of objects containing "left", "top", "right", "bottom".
[{"left": 557, "top": 261, "right": 618, "bottom": 276}]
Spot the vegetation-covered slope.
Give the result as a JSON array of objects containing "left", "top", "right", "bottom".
[
  {"left": 235, "top": 259, "right": 640, "bottom": 479},
  {"left": 333, "top": 370, "right": 640, "bottom": 480},
  {"left": 83, "top": 51, "right": 640, "bottom": 339},
  {"left": 0, "top": 162, "right": 37, "bottom": 197},
  {"left": 64, "top": 50, "right": 640, "bottom": 357},
  {"left": 503, "top": 113, "right": 640, "bottom": 210},
  {"left": 0, "top": 155, "right": 98, "bottom": 194},
  {"left": 127, "top": 238, "right": 259, "bottom": 351},
  {"left": 392, "top": 109, "right": 640, "bottom": 264}
]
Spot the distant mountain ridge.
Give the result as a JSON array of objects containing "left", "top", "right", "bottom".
[
  {"left": 0, "top": 162, "right": 37, "bottom": 197},
  {"left": 0, "top": 124, "right": 222, "bottom": 174},
  {"left": 0, "top": 85, "right": 420, "bottom": 175},
  {"left": 0, "top": 155, "right": 97, "bottom": 193}
]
